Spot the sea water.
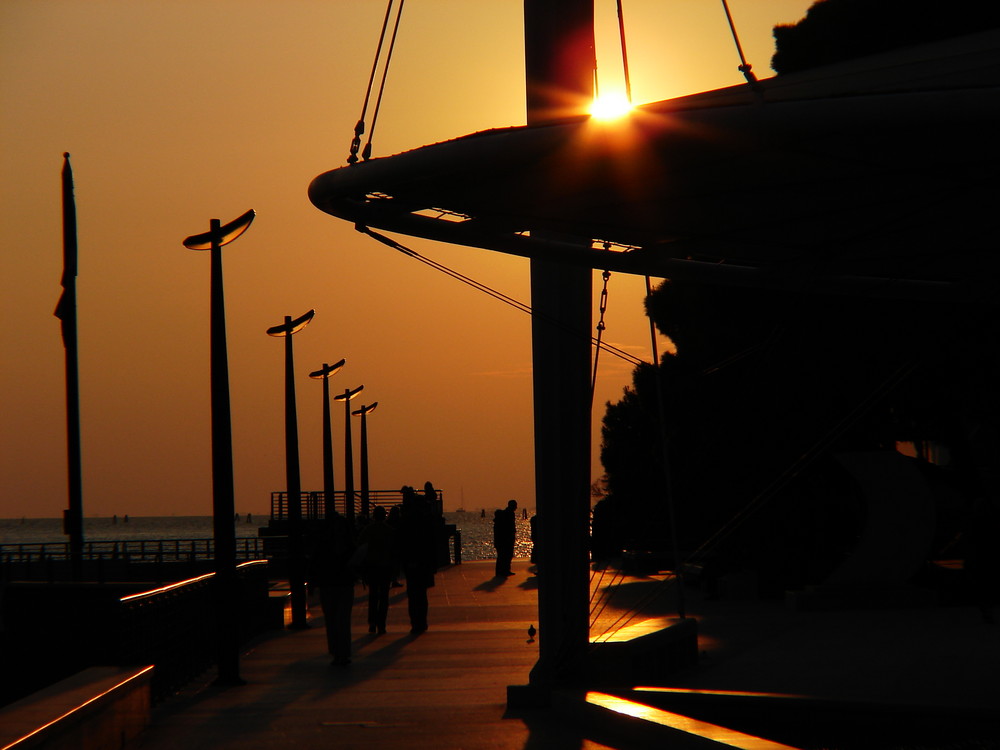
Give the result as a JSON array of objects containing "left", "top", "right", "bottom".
[{"left": 0, "top": 512, "right": 533, "bottom": 562}]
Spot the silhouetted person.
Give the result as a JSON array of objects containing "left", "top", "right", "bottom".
[
  {"left": 494, "top": 499, "right": 517, "bottom": 577},
  {"left": 358, "top": 505, "right": 395, "bottom": 634},
  {"left": 307, "top": 512, "right": 356, "bottom": 666},
  {"left": 423, "top": 480, "right": 437, "bottom": 509},
  {"left": 529, "top": 513, "right": 538, "bottom": 566},
  {"left": 492, "top": 509, "right": 505, "bottom": 576},
  {"left": 387, "top": 504, "right": 404, "bottom": 587},
  {"left": 400, "top": 486, "right": 436, "bottom": 633}
]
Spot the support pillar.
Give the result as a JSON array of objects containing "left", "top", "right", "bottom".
[{"left": 520, "top": 0, "right": 595, "bottom": 695}]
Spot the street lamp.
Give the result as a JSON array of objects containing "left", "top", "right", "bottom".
[
  {"left": 352, "top": 402, "right": 379, "bottom": 518},
  {"left": 333, "top": 385, "right": 364, "bottom": 522},
  {"left": 266, "top": 308, "right": 315, "bottom": 629},
  {"left": 309, "top": 359, "right": 346, "bottom": 517},
  {"left": 181, "top": 208, "right": 255, "bottom": 686}
]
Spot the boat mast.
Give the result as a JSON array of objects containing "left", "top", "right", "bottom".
[{"left": 523, "top": 0, "right": 595, "bottom": 692}]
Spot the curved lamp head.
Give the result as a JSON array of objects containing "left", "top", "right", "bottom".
[
  {"left": 334, "top": 385, "right": 364, "bottom": 402},
  {"left": 352, "top": 401, "right": 379, "bottom": 417},
  {"left": 182, "top": 209, "right": 256, "bottom": 250},
  {"left": 309, "top": 358, "right": 346, "bottom": 380},
  {"left": 266, "top": 309, "right": 316, "bottom": 337}
]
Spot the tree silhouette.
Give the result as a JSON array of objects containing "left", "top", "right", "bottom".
[
  {"left": 596, "top": 278, "right": 999, "bottom": 591},
  {"left": 772, "top": 0, "right": 1000, "bottom": 75}
]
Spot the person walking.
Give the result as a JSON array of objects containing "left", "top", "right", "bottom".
[
  {"left": 358, "top": 505, "right": 395, "bottom": 634},
  {"left": 400, "top": 486, "right": 437, "bottom": 633},
  {"left": 307, "top": 512, "right": 356, "bottom": 666}
]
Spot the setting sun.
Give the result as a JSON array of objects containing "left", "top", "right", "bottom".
[{"left": 590, "top": 91, "right": 633, "bottom": 120}]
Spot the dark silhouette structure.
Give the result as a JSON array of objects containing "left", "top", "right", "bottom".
[
  {"left": 309, "top": 0, "right": 1000, "bottom": 700},
  {"left": 310, "top": 359, "right": 346, "bottom": 508},
  {"left": 772, "top": 0, "right": 1000, "bottom": 75},
  {"left": 352, "top": 402, "right": 379, "bottom": 518},
  {"left": 266, "top": 309, "right": 316, "bottom": 629},
  {"left": 334, "top": 385, "right": 364, "bottom": 523},
  {"left": 56, "top": 153, "right": 84, "bottom": 578},
  {"left": 182, "top": 208, "right": 256, "bottom": 685}
]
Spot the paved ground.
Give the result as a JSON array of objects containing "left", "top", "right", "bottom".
[
  {"left": 134, "top": 559, "right": 1000, "bottom": 750},
  {"left": 136, "top": 560, "right": 611, "bottom": 750}
]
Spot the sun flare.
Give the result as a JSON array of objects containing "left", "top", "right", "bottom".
[{"left": 590, "top": 92, "right": 633, "bottom": 120}]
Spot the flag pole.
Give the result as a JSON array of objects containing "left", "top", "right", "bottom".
[{"left": 57, "top": 152, "right": 84, "bottom": 577}]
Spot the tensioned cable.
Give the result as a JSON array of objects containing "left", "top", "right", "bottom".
[
  {"left": 347, "top": 0, "right": 406, "bottom": 164},
  {"left": 358, "top": 225, "right": 647, "bottom": 367},
  {"left": 362, "top": 0, "right": 406, "bottom": 162},
  {"left": 616, "top": 0, "right": 633, "bottom": 103},
  {"left": 719, "top": 0, "right": 761, "bottom": 91},
  {"left": 348, "top": 1, "right": 395, "bottom": 165}
]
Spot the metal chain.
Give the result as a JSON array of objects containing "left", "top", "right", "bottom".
[{"left": 590, "top": 268, "right": 612, "bottom": 404}]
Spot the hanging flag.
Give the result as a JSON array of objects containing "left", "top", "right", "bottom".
[
  {"left": 56, "top": 152, "right": 84, "bottom": 561},
  {"left": 55, "top": 152, "right": 78, "bottom": 347}
]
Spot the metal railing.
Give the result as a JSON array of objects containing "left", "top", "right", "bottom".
[
  {"left": 116, "top": 560, "right": 270, "bottom": 701},
  {"left": 270, "top": 488, "right": 444, "bottom": 520},
  {"left": 0, "top": 537, "right": 265, "bottom": 564}
]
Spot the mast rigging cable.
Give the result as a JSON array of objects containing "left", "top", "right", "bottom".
[
  {"left": 348, "top": 0, "right": 406, "bottom": 164},
  {"left": 358, "top": 225, "right": 646, "bottom": 368}
]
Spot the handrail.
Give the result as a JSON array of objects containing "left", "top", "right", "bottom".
[
  {"left": 117, "top": 560, "right": 270, "bottom": 701},
  {"left": 0, "top": 537, "right": 265, "bottom": 564},
  {"left": 270, "top": 488, "right": 444, "bottom": 520}
]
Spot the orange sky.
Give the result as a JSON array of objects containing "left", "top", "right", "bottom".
[{"left": 0, "top": 0, "right": 815, "bottom": 518}]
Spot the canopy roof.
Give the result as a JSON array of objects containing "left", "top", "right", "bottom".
[{"left": 310, "top": 30, "right": 1000, "bottom": 301}]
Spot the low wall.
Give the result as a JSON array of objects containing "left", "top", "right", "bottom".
[{"left": 0, "top": 665, "right": 152, "bottom": 750}]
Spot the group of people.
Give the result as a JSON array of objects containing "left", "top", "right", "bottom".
[{"left": 306, "top": 482, "right": 440, "bottom": 668}]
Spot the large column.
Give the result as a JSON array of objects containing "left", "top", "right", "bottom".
[{"left": 523, "top": 0, "right": 595, "bottom": 689}]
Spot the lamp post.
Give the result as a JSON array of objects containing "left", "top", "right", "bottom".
[
  {"left": 333, "top": 385, "right": 364, "bottom": 522},
  {"left": 309, "top": 359, "right": 346, "bottom": 516},
  {"left": 352, "top": 402, "right": 379, "bottom": 518},
  {"left": 266, "top": 309, "right": 315, "bottom": 629},
  {"left": 182, "top": 208, "right": 255, "bottom": 685}
]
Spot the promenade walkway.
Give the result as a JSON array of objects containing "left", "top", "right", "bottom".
[
  {"left": 134, "top": 559, "right": 1000, "bottom": 750},
  {"left": 135, "top": 560, "right": 593, "bottom": 750}
]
